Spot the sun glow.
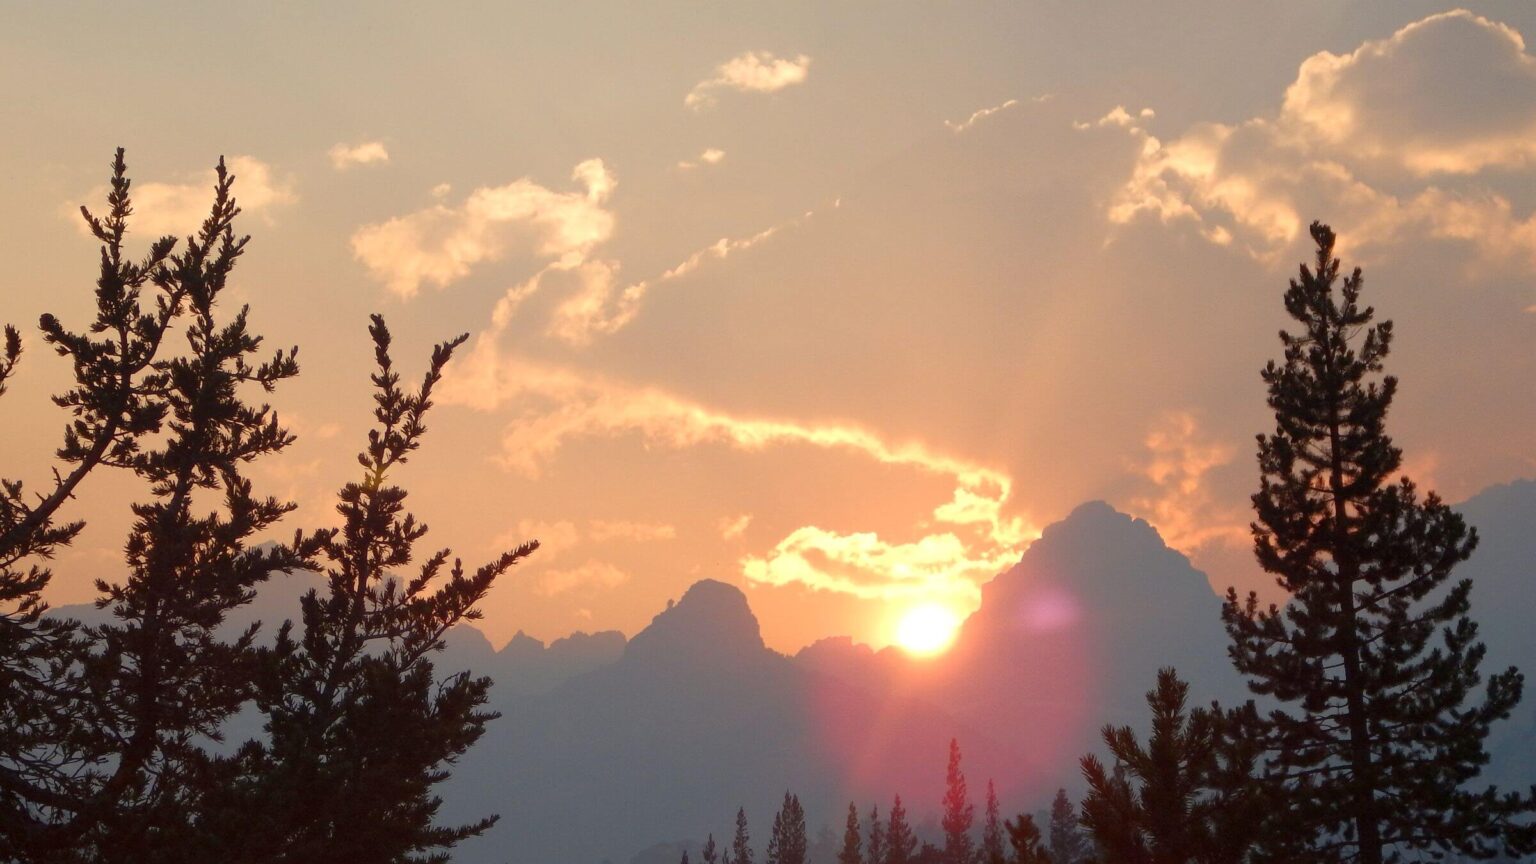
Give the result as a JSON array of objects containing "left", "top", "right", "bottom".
[{"left": 894, "top": 603, "right": 961, "bottom": 657}]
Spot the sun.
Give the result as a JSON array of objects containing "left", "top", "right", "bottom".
[{"left": 894, "top": 603, "right": 961, "bottom": 658}]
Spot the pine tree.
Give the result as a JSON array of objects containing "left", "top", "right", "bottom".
[
  {"left": 1223, "top": 221, "right": 1532, "bottom": 863},
  {"left": 767, "top": 792, "right": 808, "bottom": 864},
  {"left": 941, "top": 739, "right": 975, "bottom": 864},
  {"left": 682, "top": 851, "right": 692, "bottom": 864},
  {"left": 1078, "top": 668, "right": 1263, "bottom": 864},
  {"left": 703, "top": 833, "right": 720, "bottom": 864},
  {"left": 885, "top": 795, "right": 918, "bottom": 864},
  {"left": 839, "top": 802, "right": 863, "bottom": 864},
  {"left": 1006, "top": 814, "right": 1052, "bottom": 864},
  {"left": 867, "top": 805, "right": 886, "bottom": 864},
  {"left": 733, "top": 807, "right": 755, "bottom": 864},
  {"left": 1046, "top": 790, "right": 1087, "bottom": 864},
  {"left": 0, "top": 149, "right": 313, "bottom": 861},
  {"left": 190, "top": 316, "right": 536, "bottom": 863},
  {"left": 981, "top": 781, "right": 1005, "bottom": 864}
]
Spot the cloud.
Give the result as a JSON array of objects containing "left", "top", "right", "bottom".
[
  {"left": 536, "top": 559, "right": 629, "bottom": 597},
  {"left": 77, "top": 156, "right": 296, "bottom": 238},
  {"left": 510, "top": 519, "right": 581, "bottom": 561},
  {"left": 1100, "top": 11, "right": 1536, "bottom": 273},
  {"left": 1280, "top": 10, "right": 1536, "bottom": 176},
  {"left": 328, "top": 141, "right": 390, "bottom": 170},
  {"left": 946, "top": 99, "right": 1020, "bottom": 133},
  {"left": 489, "top": 210, "right": 809, "bottom": 347},
  {"left": 350, "top": 159, "right": 615, "bottom": 299},
  {"left": 686, "top": 51, "right": 811, "bottom": 111},
  {"left": 1126, "top": 412, "right": 1245, "bottom": 554},
  {"left": 718, "top": 514, "right": 753, "bottom": 541},
  {"left": 678, "top": 148, "right": 726, "bottom": 170},
  {"left": 440, "top": 340, "right": 1034, "bottom": 604}
]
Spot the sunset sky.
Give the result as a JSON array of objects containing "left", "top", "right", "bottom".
[{"left": 2, "top": 1, "right": 1534, "bottom": 653}]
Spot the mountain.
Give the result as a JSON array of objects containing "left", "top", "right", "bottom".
[{"left": 444, "top": 579, "right": 1021, "bottom": 864}]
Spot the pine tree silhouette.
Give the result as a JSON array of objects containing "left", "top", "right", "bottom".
[
  {"left": 941, "top": 739, "right": 975, "bottom": 864},
  {"left": 1224, "top": 221, "right": 1533, "bottom": 862},
  {"left": 839, "top": 802, "right": 863, "bottom": 864},
  {"left": 733, "top": 806, "right": 754, "bottom": 864},
  {"left": 885, "top": 795, "right": 918, "bottom": 864},
  {"left": 1005, "top": 813, "right": 1051, "bottom": 864},
  {"left": 0, "top": 149, "right": 313, "bottom": 861},
  {"left": 1079, "top": 668, "right": 1263, "bottom": 864},
  {"left": 703, "top": 833, "right": 720, "bottom": 864},
  {"left": 194, "top": 316, "right": 536, "bottom": 862},
  {"left": 981, "top": 781, "right": 1005, "bottom": 864},
  {"left": 1046, "top": 789, "right": 1088, "bottom": 864},
  {"left": 867, "top": 805, "right": 886, "bottom": 864},
  {"left": 767, "top": 792, "right": 807, "bottom": 864}
]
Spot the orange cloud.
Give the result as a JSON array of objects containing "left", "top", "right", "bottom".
[
  {"left": 74, "top": 156, "right": 296, "bottom": 238},
  {"left": 685, "top": 51, "right": 811, "bottom": 111},
  {"left": 350, "top": 159, "right": 615, "bottom": 298}
]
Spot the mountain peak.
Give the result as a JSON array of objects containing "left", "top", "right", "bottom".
[{"left": 624, "top": 579, "right": 766, "bottom": 664}]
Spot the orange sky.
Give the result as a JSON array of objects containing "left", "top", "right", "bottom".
[{"left": 2, "top": 1, "right": 1534, "bottom": 652}]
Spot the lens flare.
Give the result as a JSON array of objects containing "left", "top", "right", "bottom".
[{"left": 894, "top": 603, "right": 960, "bottom": 657}]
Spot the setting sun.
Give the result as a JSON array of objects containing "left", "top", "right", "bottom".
[{"left": 895, "top": 603, "right": 961, "bottom": 657}]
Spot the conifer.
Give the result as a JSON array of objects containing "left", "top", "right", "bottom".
[
  {"left": 885, "top": 795, "right": 918, "bottom": 864},
  {"left": 941, "top": 739, "right": 974, "bottom": 864},
  {"left": 839, "top": 802, "right": 863, "bottom": 864},
  {"left": 1224, "top": 221, "right": 1532, "bottom": 862},
  {"left": 1046, "top": 789, "right": 1088, "bottom": 864},
  {"left": 981, "top": 781, "right": 1005, "bottom": 864},
  {"left": 733, "top": 806, "right": 754, "bottom": 864},
  {"left": 1006, "top": 814, "right": 1052, "bottom": 864},
  {"left": 867, "top": 805, "right": 886, "bottom": 864}
]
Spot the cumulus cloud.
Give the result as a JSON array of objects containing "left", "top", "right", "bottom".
[
  {"left": 1100, "top": 11, "right": 1536, "bottom": 273},
  {"left": 328, "top": 140, "right": 390, "bottom": 170},
  {"left": 77, "top": 156, "right": 296, "bottom": 238},
  {"left": 350, "top": 159, "right": 616, "bottom": 298},
  {"left": 536, "top": 559, "right": 629, "bottom": 596},
  {"left": 1281, "top": 10, "right": 1536, "bottom": 176},
  {"left": 440, "top": 339, "right": 1034, "bottom": 604},
  {"left": 686, "top": 51, "right": 811, "bottom": 111}
]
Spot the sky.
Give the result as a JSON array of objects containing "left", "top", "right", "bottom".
[{"left": 2, "top": 1, "right": 1534, "bottom": 653}]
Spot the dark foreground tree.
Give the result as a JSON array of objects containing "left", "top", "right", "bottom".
[
  {"left": 0, "top": 149, "right": 312, "bottom": 862},
  {"left": 703, "top": 833, "right": 719, "bottom": 864},
  {"left": 190, "top": 316, "right": 536, "bottom": 863},
  {"left": 941, "top": 738, "right": 974, "bottom": 864},
  {"left": 1080, "top": 668, "right": 1264, "bottom": 864},
  {"left": 1224, "top": 221, "right": 1533, "bottom": 863},
  {"left": 0, "top": 152, "right": 534, "bottom": 863},
  {"left": 1006, "top": 813, "right": 1052, "bottom": 864}
]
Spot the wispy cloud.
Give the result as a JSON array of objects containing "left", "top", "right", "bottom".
[
  {"left": 945, "top": 95, "right": 1051, "bottom": 133},
  {"left": 441, "top": 342, "right": 1034, "bottom": 604},
  {"left": 686, "top": 51, "right": 811, "bottom": 111},
  {"left": 536, "top": 559, "right": 629, "bottom": 596},
  {"left": 328, "top": 140, "right": 390, "bottom": 170}
]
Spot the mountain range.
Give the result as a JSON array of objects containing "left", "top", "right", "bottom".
[{"left": 47, "top": 480, "right": 1536, "bottom": 864}]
